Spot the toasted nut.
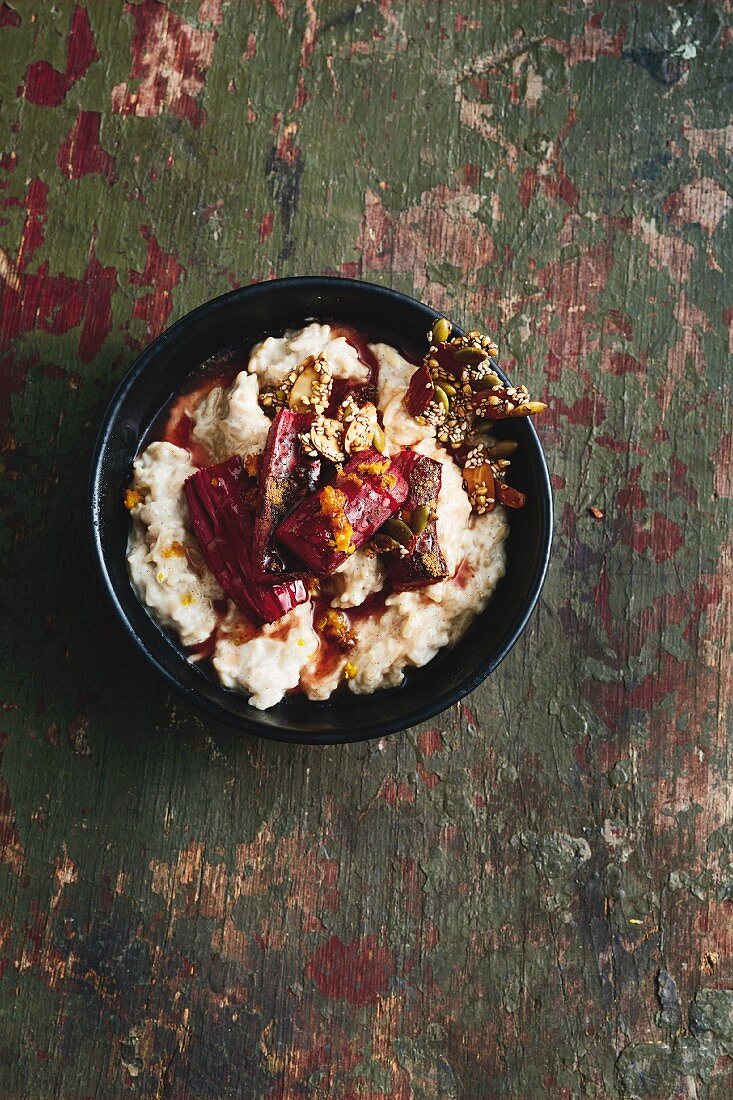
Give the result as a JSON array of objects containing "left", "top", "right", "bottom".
[
  {"left": 288, "top": 354, "right": 332, "bottom": 413},
  {"left": 382, "top": 517, "right": 414, "bottom": 547},
  {"left": 372, "top": 423, "right": 386, "bottom": 453},
  {"left": 410, "top": 503, "right": 431, "bottom": 535},
  {"left": 344, "top": 402, "right": 378, "bottom": 455},
  {"left": 433, "top": 317, "right": 452, "bottom": 343},
  {"left": 472, "top": 372, "right": 502, "bottom": 391},
  {"left": 310, "top": 415, "right": 346, "bottom": 462},
  {"left": 404, "top": 362, "right": 435, "bottom": 418},
  {"left": 434, "top": 385, "right": 451, "bottom": 415}
]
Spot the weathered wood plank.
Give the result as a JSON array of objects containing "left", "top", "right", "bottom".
[{"left": 1, "top": 1, "right": 731, "bottom": 1096}]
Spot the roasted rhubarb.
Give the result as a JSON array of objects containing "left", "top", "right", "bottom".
[
  {"left": 184, "top": 456, "right": 308, "bottom": 625},
  {"left": 252, "top": 409, "right": 320, "bottom": 576},
  {"left": 274, "top": 447, "right": 409, "bottom": 576},
  {"left": 387, "top": 452, "right": 448, "bottom": 591}
]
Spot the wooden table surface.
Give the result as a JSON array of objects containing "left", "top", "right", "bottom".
[{"left": 1, "top": 2, "right": 732, "bottom": 1097}]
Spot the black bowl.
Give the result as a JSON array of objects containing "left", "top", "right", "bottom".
[{"left": 90, "top": 277, "right": 552, "bottom": 744}]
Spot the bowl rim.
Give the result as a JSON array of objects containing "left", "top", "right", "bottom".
[{"left": 89, "top": 276, "right": 553, "bottom": 743}]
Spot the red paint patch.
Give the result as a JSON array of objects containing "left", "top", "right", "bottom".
[
  {"left": 603, "top": 310, "right": 633, "bottom": 340},
  {"left": 542, "top": 167, "right": 579, "bottom": 209},
  {"left": 664, "top": 178, "right": 732, "bottom": 237},
  {"left": 606, "top": 351, "right": 643, "bottom": 375},
  {"left": 379, "top": 778, "right": 415, "bottom": 805},
  {"left": 589, "top": 651, "right": 685, "bottom": 718},
  {"left": 112, "top": 0, "right": 218, "bottom": 130},
  {"left": 629, "top": 513, "right": 685, "bottom": 564},
  {"left": 596, "top": 434, "right": 646, "bottom": 455},
  {"left": 0, "top": 3, "right": 20, "bottom": 28},
  {"left": 418, "top": 763, "right": 439, "bottom": 790},
  {"left": 616, "top": 467, "right": 647, "bottom": 512},
  {"left": 306, "top": 935, "right": 395, "bottom": 1006},
  {"left": 537, "top": 241, "right": 613, "bottom": 380},
  {"left": 243, "top": 32, "right": 257, "bottom": 61},
  {"left": 258, "top": 212, "right": 274, "bottom": 242},
  {"left": 23, "top": 5, "right": 98, "bottom": 107},
  {"left": 548, "top": 13, "right": 626, "bottom": 65},
  {"left": 418, "top": 728, "right": 443, "bottom": 756},
  {"left": 0, "top": 180, "right": 117, "bottom": 362},
  {"left": 553, "top": 393, "right": 607, "bottom": 427},
  {"left": 57, "top": 111, "right": 117, "bottom": 183},
  {"left": 357, "top": 184, "right": 494, "bottom": 293},
  {"left": 462, "top": 163, "right": 481, "bottom": 188},
  {"left": 714, "top": 432, "right": 733, "bottom": 498},
  {"left": 519, "top": 167, "right": 538, "bottom": 209},
  {"left": 128, "top": 225, "right": 184, "bottom": 338},
  {"left": 197, "top": 0, "right": 223, "bottom": 25}
]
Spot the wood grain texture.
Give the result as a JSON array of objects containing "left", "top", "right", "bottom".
[{"left": 1, "top": 2, "right": 732, "bottom": 1097}]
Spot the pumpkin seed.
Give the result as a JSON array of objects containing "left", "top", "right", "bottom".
[
  {"left": 433, "top": 317, "right": 452, "bottom": 343},
  {"left": 509, "top": 400, "right": 547, "bottom": 417},
  {"left": 372, "top": 424, "right": 386, "bottom": 452},
  {"left": 410, "top": 504, "right": 431, "bottom": 535},
  {"left": 382, "top": 517, "right": 414, "bottom": 547},
  {"left": 486, "top": 439, "right": 518, "bottom": 459},
  {"left": 455, "top": 346, "right": 488, "bottom": 366},
  {"left": 434, "top": 385, "right": 450, "bottom": 415},
  {"left": 441, "top": 381, "right": 457, "bottom": 397}
]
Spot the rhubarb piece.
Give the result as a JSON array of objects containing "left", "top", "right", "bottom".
[
  {"left": 253, "top": 409, "right": 321, "bottom": 576},
  {"left": 387, "top": 452, "right": 448, "bottom": 592},
  {"left": 274, "top": 448, "right": 409, "bottom": 576},
  {"left": 185, "top": 456, "right": 308, "bottom": 625}
]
